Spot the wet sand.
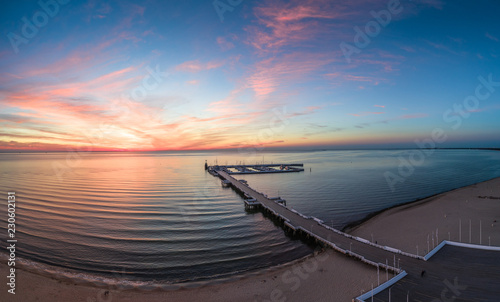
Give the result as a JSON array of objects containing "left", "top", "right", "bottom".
[{"left": 0, "top": 249, "right": 380, "bottom": 302}]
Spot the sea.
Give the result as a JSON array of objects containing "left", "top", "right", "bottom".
[{"left": 1, "top": 149, "right": 500, "bottom": 286}]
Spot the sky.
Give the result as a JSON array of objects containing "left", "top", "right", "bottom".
[{"left": 0, "top": 0, "right": 499, "bottom": 151}]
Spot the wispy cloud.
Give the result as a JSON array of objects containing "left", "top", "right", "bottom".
[
  {"left": 398, "top": 113, "right": 429, "bottom": 119},
  {"left": 418, "top": 0, "right": 445, "bottom": 10},
  {"left": 287, "top": 106, "right": 322, "bottom": 118},
  {"left": 400, "top": 46, "right": 416, "bottom": 53},
  {"left": 426, "top": 40, "right": 464, "bottom": 56},
  {"left": 246, "top": 53, "right": 335, "bottom": 99},
  {"left": 175, "top": 60, "right": 224, "bottom": 73},
  {"left": 217, "top": 36, "right": 235, "bottom": 51},
  {"left": 354, "top": 113, "right": 429, "bottom": 128},
  {"left": 245, "top": 0, "right": 340, "bottom": 52},
  {"left": 350, "top": 111, "right": 385, "bottom": 117},
  {"left": 303, "top": 125, "right": 344, "bottom": 137},
  {"left": 486, "top": 33, "right": 499, "bottom": 42},
  {"left": 448, "top": 36, "right": 464, "bottom": 44}
]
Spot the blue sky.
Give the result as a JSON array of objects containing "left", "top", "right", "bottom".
[{"left": 0, "top": 0, "right": 499, "bottom": 151}]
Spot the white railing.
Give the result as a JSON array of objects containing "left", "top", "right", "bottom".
[
  {"left": 424, "top": 240, "right": 500, "bottom": 260},
  {"left": 445, "top": 240, "right": 500, "bottom": 251},
  {"left": 295, "top": 227, "right": 403, "bottom": 274},
  {"left": 423, "top": 240, "right": 447, "bottom": 260},
  {"left": 313, "top": 218, "right": 424, "bottom": 260},
  {"left": 354, "top": 271, "right": 408, "bottom": 302}
]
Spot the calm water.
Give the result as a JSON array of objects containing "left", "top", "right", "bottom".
[{"left": 1, "top": 150, "right": 500, "bottom": 285}]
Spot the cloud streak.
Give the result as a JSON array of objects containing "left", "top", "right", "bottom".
[
  {"left": 350, "top": 111, "right": 385, "bottom": 117},
  {"left": 175, "top": 60, "right": 224, "bottom": 73}
]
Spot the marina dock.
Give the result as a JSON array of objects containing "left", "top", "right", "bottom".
[
  {"left": 207, "top": 164, "right": 500, "bottom": 301},
  {"left": 208, "top": 163, "right": 304, "bottom": 175}
]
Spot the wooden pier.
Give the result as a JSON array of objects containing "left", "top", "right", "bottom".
[
  {"left": 208, "top": 165, "right": 500, "bottom": 301},
  {"left": 215, "top": 170, "right": 417, "bottom": 270}
]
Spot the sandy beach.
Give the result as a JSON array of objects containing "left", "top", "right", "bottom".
[
  {"left": 2, "top": 176, "right": 499, "bottom": 302},
  {"left": 350, "top": 176, "right": 500, "bottom": 255}
]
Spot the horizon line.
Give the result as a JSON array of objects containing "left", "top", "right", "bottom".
[{"left": 0, "top": 147, "right": 499, "bottom": 153}]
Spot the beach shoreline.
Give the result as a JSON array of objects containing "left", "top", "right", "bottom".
[
  {"left": 350, "top": 176, "right": 500, "bottom": 254},
  {"left": 343, "top": 175, "right": 500, "bottom": 233},
  {"left": 342, "top": 193, "right": 443, "bottom": 233},
  {"left": 2, "top": 175, "right": 500, "bottom": 301}
]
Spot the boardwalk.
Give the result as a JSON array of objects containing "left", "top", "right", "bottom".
[{"left": 213, "top": 169, "right": 500, "bottom": 301}]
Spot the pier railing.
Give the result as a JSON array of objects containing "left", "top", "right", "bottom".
[
  {"left": 312, "top": 217, "right": 424, "bottom": 261},
  {"left": 353, "top": 271, "right": 408, "bottom": 302}
]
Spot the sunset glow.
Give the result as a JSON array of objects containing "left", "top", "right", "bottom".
[{"left": 1, "top": 0, "right": 499, "bottom": 151}]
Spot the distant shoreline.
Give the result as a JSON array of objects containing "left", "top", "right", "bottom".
[{"left": 0, "top": 147, "right": 499, "bottom": 153}]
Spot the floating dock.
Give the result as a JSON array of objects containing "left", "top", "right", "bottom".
[{"left": 208, "top": 163, "right": 304, "bottom": 175}]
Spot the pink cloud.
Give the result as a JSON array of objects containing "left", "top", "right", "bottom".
[
  {"left": 374, "top": 105, "right": 385, "bottom": 108},
  {"left": 217, "top": 36, "right": 235, "bottom": 51},
  {"left": 88, "top": 67, "right": 136, "bottom": 86},
  {"left": 287, "top": 106, "right": 322, "bottom": 118},
  {"left": 246, "top": 0, "right": 340, "bottom": 51},
  {"left": 246, "top": 52, "right": 336, "bottom": 98},
  {"left": 1, "top": 63, "right": 200, "bottom": 150},
  {"left": 245, "top": 0, "right": 399, "bottom": 53},
  {"left": 238, "top": 0, "right": 405, "bottom": 105},
  {"left": 342, "top": 75, "right": 386, "bottom": 85},
  {"left": 183, "top": 111, "right": 267, "bottom": 127},
  {"left": 175, "top": 60, "right": 224, "bottom": 73},
  {"left": 207, "top": 87, "right": 248, "bottom": 115}
]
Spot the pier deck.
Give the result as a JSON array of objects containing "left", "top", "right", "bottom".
[{"left": 211, "top": 169, "right": 500, "bottom": 301}]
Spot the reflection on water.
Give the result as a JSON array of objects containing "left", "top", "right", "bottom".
[{"left": 0, "top": 150, "right": 499, "bottom": 283}]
